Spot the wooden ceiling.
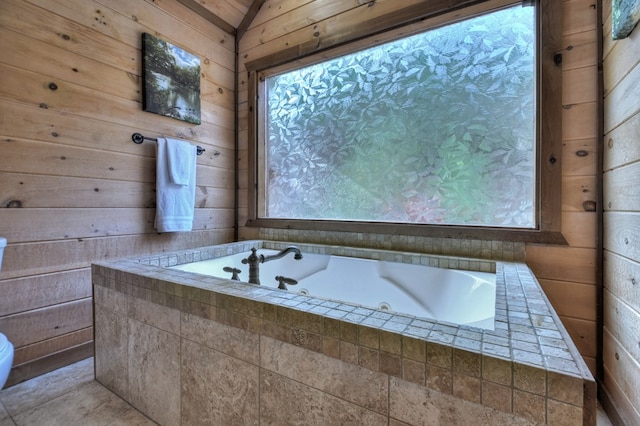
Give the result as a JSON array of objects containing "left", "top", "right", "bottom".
[{"left": 177, "top": 0, "right": 265, "bottom": 38}]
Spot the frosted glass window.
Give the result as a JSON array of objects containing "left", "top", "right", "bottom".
[{"left": 262, "top": 5, "right": 535, "bottom": 228}]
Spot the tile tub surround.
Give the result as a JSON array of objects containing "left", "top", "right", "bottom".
[{"left": 92, "top": 240, "right": 596, "bottom": 425}]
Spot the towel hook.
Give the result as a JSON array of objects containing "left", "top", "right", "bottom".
[{"left": 131, "top": 133, "right": 210, "bottom": 156}]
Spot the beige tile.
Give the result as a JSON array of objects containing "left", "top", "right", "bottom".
[
  {"left": 380, "top": 330, "right": 402, "bottom": 355},
  {"left": 402, "top": 358, "right": 425, "bottom": 385},
  {"left": 513, "top": 363, "right": 546, "bottom": 396},
  {"left": 513, "top": 389, "right": 546, "bottom": 424},
  {"left": 453, "top": 373, "right": 481, "bottom": 404},
  {"left": 481, "top": 380, "right": 512, "bottom": 413},
  {"left": 128, "top": 319, "right": 180, "bottom": 425},
  {"left": 290, "top": 310, "right": 324, "bottom": 334},
  {"left": 289, "top": 327, "right": 323, "bottom": 352},
  {"left": 403, "top": 336, "right": 426, "bottom": 362},
  {"left": 93, "top": 285, "right": 128, "bottom": 313},
  {"left": 547, "top": 398, "right": 583, "bottom": 426},
  {"left": 359, "top": 325, "right": 380, "bottom": 349},
  {"left": 380, "top": 352, "right": 402, "bottom": 377},
  {"left": 12, "top": 381, "right": 154, "bottom": 426},
  {"left": 322, "top": 335, "right": 341, "bottom": 359},
  {"left": 94, "top": 304, "right": 129, "bottom": 399},
  {"left": 260, "top": 370, "right": 387, "bottom": 425},
  {"left": 181, "top": 312, "right": 260, "bottom": 365},
  {"left": 389, "top": 377, "right": 531, "bottom": 426},
  {"left": 0, "top": 358, "right": 94, "bottom": 416},
  {"left": 128, "top": 295, "right": 180, "bottom": 334},
  {"left": 482, "top": 356, "right": 512, "bottom": 386},
  {"left": 358, "top": 346, "right": 380, "bottom": 371},
  {"left": 453, "top": 349, "right": 481, "bottom": 377},
  {"left": 324, "top": 317, "right": 342, "bottom": 338},
  {"left": 427, "top": 342, "right": 452, "bottom": 369},
  {"left": 341, "top": 321, "right": 358, "bottom": 343},
  {"left": 220, "top": 308, "right": 261, "bottom": 334},
  {"left": 341, "top": 341, "right": 358, "bottom": 364},
  {"left": 181, "top": 339, "right": 259, "bottom": 425},
  {"left": 261, "top": 336, "right": 388, "bottom": 415},
  {"left": 548, "top": 371, "right": 583, "bottom": 406},
  {"left": 426, "top": 365, "right": 452, "bottom": 395}
]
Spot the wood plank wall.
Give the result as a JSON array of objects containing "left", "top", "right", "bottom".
[
  {"left": 527, "top": 0, "right": 600, "bottom": 375},
  {"left": 237, "top": 0, "right": 600, "bottom": 375},
  {"left": 0, "top": 0, "right": 236, "bottom": 386},
  {"left": 601, "top": 0, "right": 640, "bottom": 423}
]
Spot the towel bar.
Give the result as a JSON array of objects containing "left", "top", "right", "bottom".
[{"left": 131, "top": 133, "right": 211, "bottom": 156}]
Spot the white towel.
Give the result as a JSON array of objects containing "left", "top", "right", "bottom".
[
  {"left": 155, "top": 137, "right": 197, "bottom": 232},
  {"left": 166, "top": 137, "right": 193, "bottom": 185}
]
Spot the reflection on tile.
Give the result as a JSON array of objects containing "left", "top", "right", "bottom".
[
  {"left": 12, "top": 381, "right": 155, "bottom": 426},
  {"left": 0, "top": 358, "right": 94, "bottom": 416}
]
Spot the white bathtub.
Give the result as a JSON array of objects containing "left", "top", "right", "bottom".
[{"left": 172, "top": 248, "right": 496, "bottom": 330}]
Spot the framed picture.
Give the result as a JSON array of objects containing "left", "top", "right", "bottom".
[
  {"left": 612, "top": 0, "right": 640, "bottom": 40},
  {"left": 142, "top": 33, "right": 201, "bottom": 125}
]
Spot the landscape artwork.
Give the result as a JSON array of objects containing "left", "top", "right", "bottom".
[
  {"left": 612, "top": 0, "right": 640, "bottom": 39},
  {"left": 142, "top": 33, "right": 201, "bottom": 125}
]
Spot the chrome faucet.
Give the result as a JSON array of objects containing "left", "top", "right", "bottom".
[{"left": 241, "top": 246, "right": 303, "bottom": 284}]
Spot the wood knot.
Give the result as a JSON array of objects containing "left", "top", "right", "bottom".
[
  {"left": 553, "top": 53, "right": 562, "bottom": 66},
  {"left": 582, "top": 201, "right": 596, "bottom": 212},
  {"left": 6, "top": 199, "right": 23, "bottom": 208}
]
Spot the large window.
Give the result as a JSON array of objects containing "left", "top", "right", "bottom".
[{"left": 248, "top": 0, "right": 564, "bottom": 242}]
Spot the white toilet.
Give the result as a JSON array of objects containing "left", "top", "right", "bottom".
[{"left": 0, "top": 237, "right": 15, "bottom": 389}]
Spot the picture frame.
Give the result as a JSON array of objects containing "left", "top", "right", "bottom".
[
  {"left": 142, "top": 33, "right": 201, "bottom": 125},
  {"left": 612, "top": 0, "right": 640, "bottom": 40}
]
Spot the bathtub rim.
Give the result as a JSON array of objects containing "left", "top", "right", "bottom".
[{"left": 169, "top": 245, "right": 498, "bottom": 329}]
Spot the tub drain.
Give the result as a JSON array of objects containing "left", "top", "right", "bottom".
[
  {"left": 378, "top": 302, "right": 391, "bottom": 311},
  {"left": 298, "top": 288, "right": 309, "bottom": 296}
]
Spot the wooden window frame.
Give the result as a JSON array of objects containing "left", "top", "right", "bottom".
[{"left": 245, "top": 0, "right": 565, "bottom": 244}]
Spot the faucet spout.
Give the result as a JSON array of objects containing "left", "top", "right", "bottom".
[
  {"left": 262, "top": 246, "right": 303, "bottom": 263},
  {"left": 241, "top": 246, "right": 303, "bottom": 285}
]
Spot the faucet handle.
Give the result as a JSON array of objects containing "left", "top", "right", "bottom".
[
  {"left": 241, "top": 247, "right": 258, "bottom": 264},
  {"left": 275, "top": 275, "right": 298, "bottom": 290},
  {"left": 223, "top": 266, "right": 241, "bottom": 280}
]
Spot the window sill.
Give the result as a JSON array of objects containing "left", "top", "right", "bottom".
[{"left": 246, "top": 218, "right": 568, "bottom": 245}]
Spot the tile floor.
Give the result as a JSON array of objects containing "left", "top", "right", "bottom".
[
  {"left": 0, "top": 357, "right": 614, "bottom": 425},
  {"left": 0, "top": 358, "right": 154, "bottom": 425}
]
